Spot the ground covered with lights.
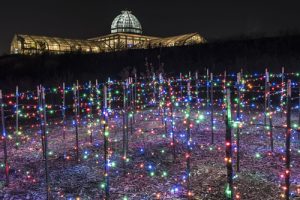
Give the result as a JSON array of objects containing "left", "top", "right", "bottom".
[
  {"left": 0, "top": 108, "right": 299, "bottom": 200},
  {"left": 0, "top": 70, "right": 300, "bottom": 199}
]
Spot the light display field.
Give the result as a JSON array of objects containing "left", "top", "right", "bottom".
[{"left": 0, "top": 69, "right": 300, "bottom": 200}]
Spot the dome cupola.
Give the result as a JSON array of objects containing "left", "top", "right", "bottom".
[{"left": 111, "top": 10, "right": 142, "bottom": 34}]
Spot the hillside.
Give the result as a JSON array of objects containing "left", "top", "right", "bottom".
[{"left": 1, "top": 35, "right": 300, "bottom": 88}]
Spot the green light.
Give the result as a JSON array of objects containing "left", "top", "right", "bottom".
[
  {"left": 233, "top": 122, "right": 238, "bottom": 128},
  {"left": 185, "top": 113, "right": 189, "bottom": 118},
  {"left": 225, "top": 184, "right": 232, "bottom": 198},
  {"left": 100, "top": 183, "right": 105, "bottom": 189},
  {"left": 150, "top": 171, "right": 155, "bottom": 176},
  {"left": 199, "top": 114, "right": 204, "bottom": 120},
  {"left": 104, "top": 131, "right": 109, "bottom": 137},
  {"left": 255, "top": 153, "right": 261, "bottom": 158},
  {"left": 111, "top": 161, "right": 116, "bottom": 167}
]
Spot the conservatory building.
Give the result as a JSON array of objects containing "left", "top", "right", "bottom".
[{"left": 10, "top": 10, "right": 205, "bottom": 55}]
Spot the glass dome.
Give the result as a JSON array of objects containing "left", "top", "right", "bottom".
[{"left": 111, "top": 10, "right": 142, "bottom": 34}]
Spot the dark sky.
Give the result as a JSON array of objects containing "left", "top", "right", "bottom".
[{"left": 1, "top": 0, "right": 300, "bottom": 54}]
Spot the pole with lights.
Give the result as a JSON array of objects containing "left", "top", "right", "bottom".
[
  {"left": 0, "top": 90, "right": 9, "bottom": 186},
  {"left": 15, "top": 86, "right": 19, "bottom": 148},
  {"left": 236, "top": 72, "right": 241, "bottom": 172},
  {"left": 210, "top": 72, "right": 214, "bottom": 144},
  {"left": 284, "top": 79, "right": 291, "bottom": 200},
  {"left": 103, "top": 84, "right": 110, "bottom": 199},
  {"left": 225, "top": 88, "right": 233, "bottom": 200},
  {"left": 41, "top": 87, "right": 50, "bottom": 200},
  {"left": 73, "top": 83, "right": 79, "bottom": 163}
]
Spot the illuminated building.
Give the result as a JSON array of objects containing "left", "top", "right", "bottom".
[{"left": 10, "top": 10, "right": 205, "bottom": 55}]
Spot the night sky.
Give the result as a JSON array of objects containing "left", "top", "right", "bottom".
[{"left": 1, "top": 0, "right": 300, "bottom": 54}]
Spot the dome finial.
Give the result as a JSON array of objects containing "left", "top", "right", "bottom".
[{"left": 121, "top": 10, "right": 131, "bottom": 14}]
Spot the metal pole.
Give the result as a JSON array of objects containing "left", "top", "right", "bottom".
[
  {"left": 122, "top": 83, "right": 127, "bottom": 176},
  {"left": 134, "top": 73, "right": 137, "bottom": 123},
  {"left": 168, "top": 80, "right": 176, "bottom": 162},
  {"left": 186, "top": 88, "right": 191, "bottom": 198},
  {"left": 15, "top": 86, "right": 19, "bottom": 148},
  {"left": 95, "top": 80, "right": 100, "bottom": 117},
  {"left": 37, "top": 86, "right": 45, "bottom": 160},
  {"left": 76, "top": 80, "right": 80, "bottom": 119},
  {"left": 0, "top": 90, "right": 9, "bottom": 186},
  {"left": 281, "top": 67, "right": 285, "bottom": 117},
  {"left": 125, "top": 80, "right": 129, "bottom": 155},
  {"left": 268, "top": 79, "right": 273, "bottom": 152},
  {"left": 42, "top": 87, "right": 50, "bottom": 200},
  {"left": 180, "top": 73, "right": 183, "bottom": 102},
  {"left": 236, "top": 73, "right": 241, "bottom": 172},
  {"left": 73, "top": 84, "right": 79, "bottom": 163},
  {"left": 195, "top": 71, "right": 199, "bottom": 104},
  {"left": 264, "top": 69, "right": 273, "bottom": 151},
  {"left": 130, "top": 78, "right": 134, "bottom": 137},
  {"left": 225, "top": 89, "right": 233, "bottom": 200},
  {"left": 89, "top": 81, "right": 93, "bottom": 144},
  {"left": 264, "top": 69, "right": 269, "bottom": 126},
  {"left": 270, "top": 113, "right": 273, "bottom": 152},
  {"left": 195, "top": 71, "right": 201, "bottom": 131},
  {"left": 62, "top": 82, "right": 66, "bottom": 149},
  {"left": 285, "top": 79, "right": 291, "bottom": 200},
  {"left": 298, "top": 81, "right": 300, "bottom": 145},
  {"left": 210, "top": 72, "right": 214, "bottom": 144},
  {"left": 206, "top": 68, "right": 209, "bottom": 114},
  {"left": 103, "top": 84, "right": 110, "bottom": 199},
  {"left": 153, "top": 73, "right": 156, "bottom": 104}
]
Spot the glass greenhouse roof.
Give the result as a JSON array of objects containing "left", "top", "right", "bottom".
[{"left": 10, "top": 10, "right": 206, "bottom": 55}]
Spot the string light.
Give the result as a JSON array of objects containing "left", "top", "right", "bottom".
[{"left": 0, "top": 71, "right": 299, "bottom": 199}]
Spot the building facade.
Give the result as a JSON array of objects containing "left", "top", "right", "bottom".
[{"left": 11, "top": 10, "right": 205, "bottom": 55}]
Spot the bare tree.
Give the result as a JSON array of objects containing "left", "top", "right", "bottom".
[{"left": 119, "top": 66, "right": 130, "bottom": 80}]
